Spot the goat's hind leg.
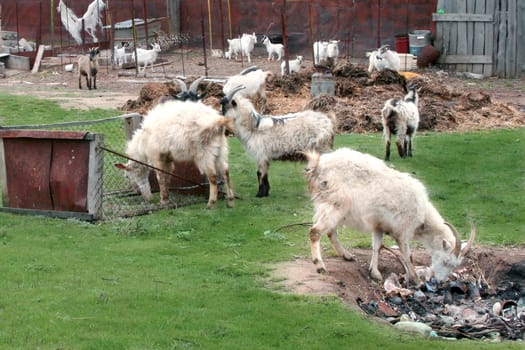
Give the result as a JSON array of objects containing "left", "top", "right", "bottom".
[
  {"left": 217, "top": 160, "right": 234, "bottom": 208},
  {"left": 369, "top": 231, "right": 384, "bottom": 281}
]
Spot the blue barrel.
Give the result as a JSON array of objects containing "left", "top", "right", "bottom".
[{"left": 409, "top": 30, "right": 431, "bottom": 57}]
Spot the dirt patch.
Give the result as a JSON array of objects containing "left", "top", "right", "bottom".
[
  {"left": 269, "top": 246, "right": 525, "bottom": 340},
  {"left": 0, "top": 49, "right": 523, "bottom": 132}
]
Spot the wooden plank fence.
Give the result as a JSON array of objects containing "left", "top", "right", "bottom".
[{"left": 433, "top": 0, "right": 524, "bottom": 78}]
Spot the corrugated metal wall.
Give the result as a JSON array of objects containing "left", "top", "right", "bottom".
[
  {"left": 1, "top": 0, "right": 437, "bottom": 57},
  {"left": 179, "top": 0, "right": 438, "bottom": 57}
]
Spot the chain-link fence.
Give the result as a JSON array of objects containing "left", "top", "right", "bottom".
[{"left": 0, "top": 114, "right": 207, "bottom": 220}]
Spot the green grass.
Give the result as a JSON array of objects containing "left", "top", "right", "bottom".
[
  {"left": 0, "top": 94, "right": 524, "bottom": 349},
  {"left": 0, "top": 93, "right": 117, "bottom": 125}
]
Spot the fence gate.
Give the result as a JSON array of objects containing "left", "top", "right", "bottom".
[{"left": 433, "top": 0, "right": 525, "bottom": 78}]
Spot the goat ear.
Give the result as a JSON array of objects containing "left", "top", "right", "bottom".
[{"left": 115, "top": 163, "right": 128, "bottom": 170}]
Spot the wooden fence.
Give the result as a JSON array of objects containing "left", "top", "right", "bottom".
[{"left": 433, "top": 0, "right": 524, "bottom": 78}]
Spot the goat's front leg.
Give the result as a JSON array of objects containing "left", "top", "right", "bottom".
[
  {"left": 397, "top": 240, "right": 419, "bottom": 284},
  {"left": 256, "top": 161, "right": 270, "bottom": 197},
  {"left": 328, "top": 230, "right": 355, "bottom": 262},
  {"left": 93, "top": 75, "right": 97, "bottom": 90},
  {"left": 369, "top": 231, "right": 384, "bottom": 281}
]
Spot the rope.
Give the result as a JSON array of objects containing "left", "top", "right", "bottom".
[{"left": 99, "top": 145, "right": 208, "bottom": 190}]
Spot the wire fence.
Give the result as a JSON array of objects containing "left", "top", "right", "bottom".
[{"left": 0, "top": 114, "right": 207, "bottom": 220}]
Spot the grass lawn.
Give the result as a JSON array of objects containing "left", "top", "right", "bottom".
[{"left": 0, "top": 94, "right": 524, "bottom": 349}]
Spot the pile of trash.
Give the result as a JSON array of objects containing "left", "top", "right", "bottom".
[{"left": 357, "top": 267, "right": 525, "bottom": 341}]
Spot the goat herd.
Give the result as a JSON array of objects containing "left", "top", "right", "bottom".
[{"left": 77, "top": 34, "right": 475, "bottom": 288}]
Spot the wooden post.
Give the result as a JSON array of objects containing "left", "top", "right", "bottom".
[
  {"left": 219, "top": 0, "right": 225, "bottom": 54},
  {"left": 201, "top": 3, "right": 208, "bottom": 76},
  {"left": 142, "top": 0, "right": 149, "bottom": 44},
  {"left": 281, "top": 0, "right": 290, "bottom": 75}
]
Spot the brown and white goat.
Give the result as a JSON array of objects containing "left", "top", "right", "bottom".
[
  {"left": 115, "top": 100, "right": 235, "bottom": 209},
  {"left": 78, "top": 47, "right": 100, "bottom": 90},
  {"left": 304, "top": 148, "right": 475, "bottom": 284},
  {"left": 381, "top": 85, "right": 420, "bottom": 160}
]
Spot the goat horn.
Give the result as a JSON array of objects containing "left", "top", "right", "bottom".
[
  {"left": 174, "top": 78, "right": 187, "bottom": 92},
  {"left": 189, "top": 76, "right": 205, "bottom": 94},
  {"left": 444, "top": 222, "right": 462, "bottom": 257},
  {"left": 460, "top": 226, "right": 476, "bottom": 258},
  {"left": 224, "top": 85, "right": 246, "bottom": 102}
]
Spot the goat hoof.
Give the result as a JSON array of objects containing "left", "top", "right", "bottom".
[
  {"left": 343, "top": 252, "right": 356, "bottom": 261},
  {"left": 317, "top": 267, "right": 327, "bottom": 274}
]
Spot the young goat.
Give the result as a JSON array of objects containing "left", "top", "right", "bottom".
[
  {"left": 367, "top": 44, "right": 401, "bottom": 73},
  {"left": 133, "top": 43, "right": 161, "bottom": 72},
  {"left": 313, "top": 40, "right": 339, "bottom": 66},
  {"left": 262, "top": 35, "right": 285, "bottom": 61},
  {"left": 381, "top": 85, "right": 420, "bottom": 160},
  {"left": 304, "top": 147, "right": 476, "bottom": 284},
  {"left": 113, "top": 42, "right": 129, "bottom": 67},
  {"left": 115, "top": 100, "right": 235, "bottom": 209},
  {"left": 280, "top": 55, "right": 303, "bottom": 75},
  {"left": 78, "top": 47, "right": 100, "bottom": 90},
  {"left": 220, "top": 85, "right": 335, "bottom": 197}
]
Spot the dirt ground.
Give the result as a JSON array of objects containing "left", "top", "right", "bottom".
[{"left": 1, "top": 48, "right": 524, "bottom": 319}]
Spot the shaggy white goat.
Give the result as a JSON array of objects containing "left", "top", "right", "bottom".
[
  {"left": 262, "top": 35, "right": 284, "bottom": 61},
  {"left": 281, "top": 55, "right": 303, "bottom": 75},
  {"left": 220, "top": 86, "right": 335, "bottom": 197},
  {"left": 225, "top": 33, "right": 257, "bottom": 62},
  {"left": 78, "top": 47, "right": 100, "bottom": 90},
  {"left": 381, "top": 85, "right": 420, "bottom": 160},
  {"left": 115, "top": 100, "right": 235, "bottom": 209},
  {"left": 367, "top": 44, "right": 401, "bottom": 73},
  {"left": 313, "top": 40, "right": 339, "bottom": 66},
  {"left": 304, "top": 147, "right": 476, "bottom": 284},
  {"left": 222, "top": 66, "right": 273, "bottom": 110},
  {"left": 133, "top": 43, "right": 161, "bottom": 72},
  {"left": 56, "top": 0, "right": 106, "bottom": 44},
  {"left": 313, "top": 41, "right": 328, "bottom": 65}
]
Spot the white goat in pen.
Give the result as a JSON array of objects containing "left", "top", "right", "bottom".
[
  {"left": 225, "top": 33, "right": 257, "bottom": 62},
  {"left": 281, "top": 55, "right": 303, "bottom": 75},
  {"left": 220, "top": 85, "right": 335, "bottom": 197},
  {"left": 313, "top": 40, "right": 339, "bottom": 66},
  {"left": 381, "top": 85, "right": 420, "bottom": 160},
  {"left": 115, "top": 100, "right": 235, "bottom": 209},
  {"left": 132, "top": 43, "right": 162, "bottom": 72},
  {"left": 113, "top": 42, "right": 129, "bottom": 67},
  {"left": 262, "top": 35, "right": 284, "bottom": 61},
  {"left": 304, "top": 147, "right": 476, "bottom": 284},
  {"left": 367, "top": 44, "right": 401, "bottom": 73}
]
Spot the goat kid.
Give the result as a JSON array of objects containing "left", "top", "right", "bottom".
[
  {"left": 262, "top": 35, "right": 285, "bottom": 61},
  {"left": 381, "top": 85, "right": 420, "bottom": 160},
  {"left": 304, "top": 147, "right": 476, "bottom": 284},
  {"left": 367, "top": 44, "right": 401, "bottom": 73},
  {"left": 281, "top": 55, "right": 303, "bottom": 75},
  {"left": 115, "top": 100, "right": 235, "bottom": 209},
  {"left": 78, "top": 47, "right": 100, "bottom": 90},
  {"left": 133, "top": 43, "right": 161, "bottom": 72}
]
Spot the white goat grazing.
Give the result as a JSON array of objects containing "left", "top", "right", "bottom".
[
  {"left": 220, "top": 86, "right": 335, "bottom": 197},
  {"left": 381, "top": 85, "right": 420, "bottom": 160},
  {"left": 78, "top": 47, "right": 100, "bottom": 90},
  {"left": 367, "top": 44, "right": 401, "bottom": 73},
  {"left": 222, "top": 66, "right": 273, "bottom": 110},
  {"left": 262, "top": 35, "right": 284, "bottom": 61},
  {"left": 115, "top": 100, "right": 235, "bottom": 209},
  {"left": 133, "top": 43, "right": 161, "bottom": 72},
  {"left": 281, "top": 55, "right": 303, "bottom": 75},
  {"left": 304, "top": 147, "right": 476, "bottom": 284}
]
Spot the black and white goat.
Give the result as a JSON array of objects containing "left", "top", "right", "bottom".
[{"left": 381, "top": 85, "right": 420, "bottom": 161}]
